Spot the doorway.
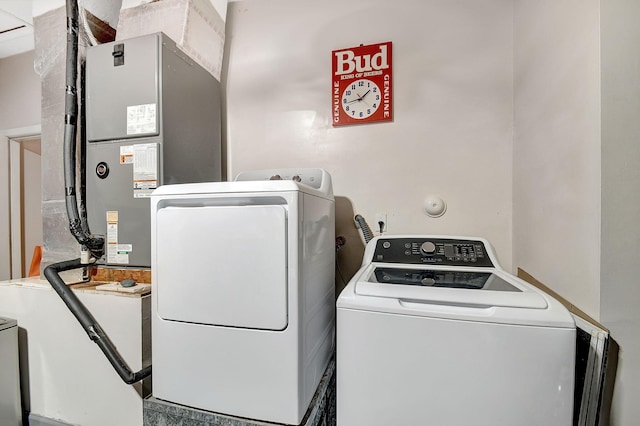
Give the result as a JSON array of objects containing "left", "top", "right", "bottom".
[{"left": 0, "top": 133, "right": 42, "bottom": 280}]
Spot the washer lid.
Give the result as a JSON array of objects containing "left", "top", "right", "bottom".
[
  {"left": 355, "top": 266, "right": 548, "bottom": 310},
  {"left": 0, "top": 317, "right": 17, "bottom": 331}
]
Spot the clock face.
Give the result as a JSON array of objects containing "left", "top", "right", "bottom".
[{"left": 341, "top": 79, "right": 381, "bottom": 120}]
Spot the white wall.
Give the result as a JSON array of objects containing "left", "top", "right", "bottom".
[
  {"left": 0, "top": 51, "right": 41, "bottom": 131},
  {"left": 23, "top": 144, "right": 42, "bottom": 273},
  {"left": 512, "top": 0, "right": 601, "bottom": 318},
  {"left": 225, "top": 0, "right": 515, "bottom": 276},
  {"left": 0, "top": 282, "right": 150, "bottom": 426},
  {"left": 0, "top": 138, "right": 8, "bottom": 281},
  {"left": 514, "top": 1, "right": 640, "bottom": 423},
  {"left": 601, "top": 1, "right": 640, "bottom": 424}
]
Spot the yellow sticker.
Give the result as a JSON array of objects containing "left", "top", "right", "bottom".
[{"left": 106, "top": 210, "right": 118, "bottom": 222}]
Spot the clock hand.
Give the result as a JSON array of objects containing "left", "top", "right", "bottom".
[
  {"left": 346, "top": 91, "right": 366, "bottom": 104},
  {"left": 345, "top": 91, "right": 369, "bottom": 105}
]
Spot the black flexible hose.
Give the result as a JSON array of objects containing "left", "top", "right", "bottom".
[
  {"left": 44, "top": 259, "right": 152, "bottom": 384},
  {"left": 44, "top": 0, "right": 150, "bottom": 385},
  {"left": 79, "top": 60, "right": 91, "bottom": 237},
  {"left": 64, "top": 0, "right": 104, "bottom": 258},
  {"left": 354, "top": 214, "right": 374, "bottom": 244}
]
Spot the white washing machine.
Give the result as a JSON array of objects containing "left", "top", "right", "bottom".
[
  {"left": 0, "top": 317, "right": 21, "bottom": 426},
  {"left": 150, "top": 168, "right": 335, "bottom": 425},
  {"left": 337, "top": 235, "right": 576, "bottom": 426}
]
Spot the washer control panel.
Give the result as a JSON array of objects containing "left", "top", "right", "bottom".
[
  {"left": 373, "top": 237, "right": 493, "bottom": 267},
  {"left": 235, "top": 168, "right": 325, "bottom": 190}
]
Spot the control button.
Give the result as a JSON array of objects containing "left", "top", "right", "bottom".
[
  {"left": 382, "top": 241, "right": 391, "bottom": 249},
  {"left": 404, "top": 250, "right": 411, "bottom": 255},
  {"left": 420, "top": 241, "right": 436, "bottom": 254},
  {"left": 421, "top": 277, "right": 436, "bottom": 286},
  {"left": 269, "top": 174, "right": 282, "bottom": 180},
  {"left": 292, "top": 175, "right": 302, "bottom": 182},
  {"left": 96, "top": 162, "right": 109, "bottom": 179}
]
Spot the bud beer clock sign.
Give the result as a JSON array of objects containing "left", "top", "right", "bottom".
[{"left": 332, "top": 42, "right": 393, "bottom": 126}]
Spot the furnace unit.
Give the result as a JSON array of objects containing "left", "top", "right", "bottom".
[{"left": 86, "top": 32, "right": 221, "bottom": 267}]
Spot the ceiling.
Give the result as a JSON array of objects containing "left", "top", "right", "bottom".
[{"left": 0, "top": 0, "right": 34, "bottom": 59}]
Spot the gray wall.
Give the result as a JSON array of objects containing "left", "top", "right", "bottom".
[
  {"left": 0, "top": 50, "right": 41, "bottom": 130},
  {"left": 601, "top": 0, "right": 640, "bottom": 424}
]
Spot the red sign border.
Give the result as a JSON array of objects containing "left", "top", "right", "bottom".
[{"left": 332, "top": 41, "right": 393, "bottom": 127}]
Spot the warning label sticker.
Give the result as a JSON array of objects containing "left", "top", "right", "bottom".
[
  {"left": 126, "top": 103, "right": 157, "bottom": 135},
  {"left": 133, "top": 143, "right": 159, "bottom": 198},
  {"left": 120, "top": 146, "right": 134, "bottom": 164},
  {"left": 106, "top": 217, "right": 128, "bottom": 264},
  {"left": 106, "top": 212, "right": 132, "bottom": 264}
]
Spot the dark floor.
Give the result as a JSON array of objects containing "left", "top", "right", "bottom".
[{"left": 143, "top": 360, "right": 336, "bottom": 426}]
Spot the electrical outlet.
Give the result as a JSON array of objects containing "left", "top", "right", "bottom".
[{"left": 375, "top": 213, "right": 387, "bottom": 233}]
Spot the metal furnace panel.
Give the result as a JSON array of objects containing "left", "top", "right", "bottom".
[
  {"left": 86, "top": 141, "right": 156, "bottom": 266},
  {"left": 86, "top": 34, "right": 160, "bottom": 142}
]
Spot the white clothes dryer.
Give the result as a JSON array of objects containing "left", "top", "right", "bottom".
[
  {"left": 337, "top": 235, "right": 575, "bottom": 426},
  {"left": 151, "top": 169, "right": 335, "bottom": 425}
]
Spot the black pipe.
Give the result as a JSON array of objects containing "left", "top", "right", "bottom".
[
  {"left": 64, "top": 0, "right": 104, "bottom": 258},
  {"left": 44, "top": 260, "right": 152, "bottom": 384},
  {"left": 43, "top": 0, "right": 150, "bottom": 385},
  {"left": 79, "top": 60, "right": 91, "bottom": 237}
]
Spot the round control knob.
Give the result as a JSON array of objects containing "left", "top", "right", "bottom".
[
  {"left": 420, "top": 241, "right": 436, "bottom": 254},
  {"left": 96, "top": 162, "right": 109, "bottom": 179}
]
